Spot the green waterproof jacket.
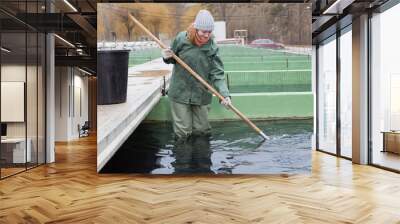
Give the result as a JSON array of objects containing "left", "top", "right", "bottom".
[{"left": 163, "top": 31, "right": 230, "bottom": 105}]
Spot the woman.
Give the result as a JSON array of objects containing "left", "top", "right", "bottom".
[{"left": 162, "top": 9, "right": 231, "bottom": 140}]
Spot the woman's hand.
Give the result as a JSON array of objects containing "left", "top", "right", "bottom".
[
  {"left": 161, "top": 48, "right": 173, "bottom": 59},
  {"left": 220, "top": 97, "right": 232, "bottom": 109}
]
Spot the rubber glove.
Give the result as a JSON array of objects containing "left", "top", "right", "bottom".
[
  {"left": 161, "top": 48, "right": 173, "bottom": 59},
  {"left": 220, "top": 97, "right": 232, "bottom": 109}
]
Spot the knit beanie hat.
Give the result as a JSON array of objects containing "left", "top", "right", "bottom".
[{"left": 194, "top": 10, "right": 214, "bottom": 31}]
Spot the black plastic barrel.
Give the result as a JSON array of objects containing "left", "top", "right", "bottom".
[{"left": 97, "top": 49, "right": 130, "bottom": 105}]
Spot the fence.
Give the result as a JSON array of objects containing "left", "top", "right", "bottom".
[{"left": 225, "top": 69, "right": 312, "bottom": 93}]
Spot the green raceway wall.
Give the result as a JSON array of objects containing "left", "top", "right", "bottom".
[{"left": 144, "top": 92, "right": 313, "bottom": 122}]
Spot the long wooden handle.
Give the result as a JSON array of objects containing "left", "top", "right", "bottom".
[{"left": 128, "top": 14, "right": 269, "bottom": 140}]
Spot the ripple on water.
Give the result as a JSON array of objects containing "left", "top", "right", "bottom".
[{"left": 101, "top": 119, "right": 313, "bottom": 174}]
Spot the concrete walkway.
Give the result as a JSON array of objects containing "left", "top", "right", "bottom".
[{"left": 97, "top": 58, "right": 172, "bottom": 171}]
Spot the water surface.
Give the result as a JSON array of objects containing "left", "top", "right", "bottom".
[{"left": 101, "top": 119, "right": 313, "bottom": 174}]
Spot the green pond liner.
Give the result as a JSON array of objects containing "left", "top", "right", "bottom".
[{"left": 145, "top": 92, "right": 313, "bottom": 122}]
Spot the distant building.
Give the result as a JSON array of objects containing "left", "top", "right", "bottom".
[{"left": 214, "top": 21, "right": 226, "bottom": 42}]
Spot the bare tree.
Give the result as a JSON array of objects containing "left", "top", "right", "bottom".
[
  {"left": 98, "top": 3, "right": 311, "bottom": 45},
  {"left": 125, "top": 9, "right": 140, "bottom": 41}
]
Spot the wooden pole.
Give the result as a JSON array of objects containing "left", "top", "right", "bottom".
[{"left": 128, "top": 14, "right": 269, "bottom": 140}]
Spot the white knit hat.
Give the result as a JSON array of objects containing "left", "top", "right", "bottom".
[{"left": 194, "top": 10, "right": 214, "bottom": 31}]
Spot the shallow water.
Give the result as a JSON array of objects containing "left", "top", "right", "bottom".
[{"left": 101, "top": 119, "right": 313, "bottom": 174}]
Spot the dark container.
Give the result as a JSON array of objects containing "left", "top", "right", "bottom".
[{"left": 97, "top": 49, "right": 130, "bottom": 105}]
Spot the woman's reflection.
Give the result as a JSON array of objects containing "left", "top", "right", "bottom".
[{"left": 172, "top": 135, "right": 212, "bottom": 174}]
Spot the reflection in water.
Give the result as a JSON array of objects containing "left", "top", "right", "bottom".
[
  {"left": 101, "top": 120, "right": 313, "bottom": 174},
  {"left": 172, "top": 135, "right": 212, "bottom": 174}
]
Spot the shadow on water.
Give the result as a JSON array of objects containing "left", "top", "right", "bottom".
[{"left": 100, "top": 119, "right": 313, "bottom": 174}]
